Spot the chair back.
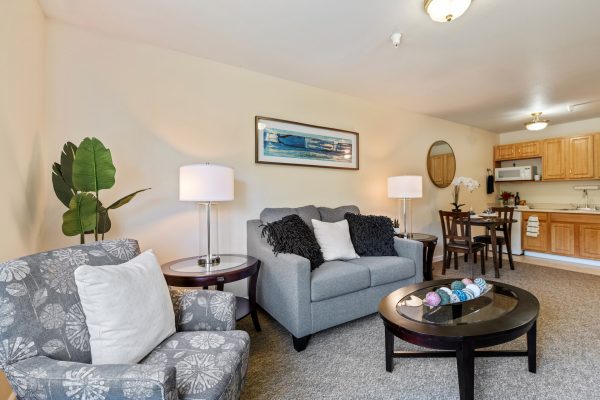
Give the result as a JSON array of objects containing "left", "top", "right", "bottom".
[
  {"left": 492, "top": 206, "right": 515, "bottom": 236},
  {"left": 439, "top": 211, "right": 475, "bottom": 250},
  {"left": 0, "top": 239, "right": 140, "bottom": 368}
]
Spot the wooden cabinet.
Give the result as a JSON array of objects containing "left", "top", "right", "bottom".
[
  {"left": 522, "top": 212, "right": 548, "bottom": 252},
  {"left": 542, "top": 138, "right": 567, "bottom": 180},
  {"left": 567, "top": 135, "right": 594, "bottom": 179},
  {"left": 516, "top": 141, "right": 541, "bottom": 158},
  {"left": 550, "top": 223, "right": 575, "bottom": 256},
  {"left": 580, "top": 225, "right": 600, "bottom": 259},
  {"left": 494, "top": 144, "right": 516, "bottom": 161},
  {"left": 595, "top": 133, "right": 600, "bottom": 178},
  {"left": 522, "top": 212, "right": 600, "bottom": 260}
]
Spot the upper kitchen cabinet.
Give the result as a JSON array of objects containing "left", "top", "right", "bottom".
[
  {"left": 567, "top": 135, "right": 594, "bottom": 179},
  {"left": 516, "top": 141, "right": 542, "bottom": 158},
  {"left": 542, "top": 138, "right": 568, "bottom": 180},
  {"left": 594, "top": 133, "right": 600, "bottom": 179},
  {"left": 494, "top": 144, "right": 516, "bottom": 161}
]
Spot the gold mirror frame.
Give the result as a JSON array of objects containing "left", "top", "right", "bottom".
[{"left": 427, "top": 140, "right": 456, "bottom": 188}]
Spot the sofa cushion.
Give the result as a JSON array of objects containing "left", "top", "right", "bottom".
[
  {"left": 345, "top": 213, "right": 396, "bottom": 256},
  {"left": 260, "top": 205, "right": 320, "bottom": 228},
  {"left": 141, "top": 330, "right": 250, "bottom": 400},
  {"left": 261, "top": 214, "right": 324, "bottom": 270},
  {"left": 318, "top": 205, "right": 360, "bottom": 222},
  {"left": 347, "top": 257, "right": 416, "bottom": 287},
  {"left": 310, "top": 261, "right": 370, "bottom": 301}
]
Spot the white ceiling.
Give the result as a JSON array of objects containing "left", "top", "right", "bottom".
[{"left": 38, "top": 0, "right": 600, "bottom": 133}]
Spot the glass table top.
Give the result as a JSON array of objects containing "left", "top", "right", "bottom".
[
  {"left": 169, "top": 255, "right": 247, "bottom": 274},
  {"left": 397, "top": 284, "right": 519, "bottom": 326}
]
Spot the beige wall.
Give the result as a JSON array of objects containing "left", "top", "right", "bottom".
[
  {"left": 0, "top": 0, "right": 46, "bottom": 397},
  {"left": 40, "top": 22, "right": 499, "bottom": 282},
  {"left": 498, "top": 118, "right": 600, "bottom": 205}
]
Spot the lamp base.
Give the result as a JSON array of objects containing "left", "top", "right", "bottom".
[{"left": 197, "top": 255, "right": 221, "bottom": 266}]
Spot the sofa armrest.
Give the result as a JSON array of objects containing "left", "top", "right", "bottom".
[
  {"left": 394, "top": 237, "right": 424, "bottom": 283},
  {"left": 5, "top": 356, "right": 177, "bottom": 399},
  {"left": 247, "top": 219, "right": 312, "bottom": 338},
  {"left": 170, "top": 288, "right": 236, "bottom": 331}
]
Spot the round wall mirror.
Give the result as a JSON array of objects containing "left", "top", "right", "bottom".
[{"left": 427, "top": 141, "right": 456, "bottom": 188}]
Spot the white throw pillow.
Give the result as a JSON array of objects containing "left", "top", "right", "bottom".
[
  {"left": 74, "top": 249, "right": 175, "bottom": 364},
  {"left": 312, "top": 219, "right": 360, "bottom": 261}
]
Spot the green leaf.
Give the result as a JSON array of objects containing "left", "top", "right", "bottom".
[
  {"left": 107, "top": 188, "right": 151, "bottom": 210},
  {"left": 72, "top": 137, "right": 116, "bottom": 192},
  {"left": 97, "top": 207, "right": 112, "bottom": 235},
  {"left": 60, "top": 142, "right": 77, "bottom": 188},
  {"left": 52, "top": 163, "right": 74, "bottom": 208},
  {"left": 62, "top": 193, "right": 98, "bottom": 236}
]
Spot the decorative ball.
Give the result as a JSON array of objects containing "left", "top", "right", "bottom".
[
  {"left": 438, "top": 287, "right": 453, "bottom": 296},
  {"left": 462, "top": 278, "right": 473, "bottom": 286},
  {"left": 436, "top": 289, "right": 451, "bottom": 305},
  {"left": 425, "top": 292, "right": 441, "bottom": 306},
  {"left": 466, "top": 283, "right": 481, "bottom": 297},
  {"left": 449, "top": 293, "right": 461, "bottom": 303},
  {"left": 451, "top": 281, "right": 466, "bottom": 291},
  {"left": 453, "top": 289, "right": 468, "bottom": 302},
  {"left": 474, "top": 277, "right": 487, "bottom": 291},
  {"left": 463, "top": 288, "right": 475, "bottom": 300}
]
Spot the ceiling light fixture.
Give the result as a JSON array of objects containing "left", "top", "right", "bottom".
[
  {"left": 424, "top": 0, "right": 472, "bottom": 23},
  {"left": 525, "top": 112, "right": 549, "bottom": 131}
]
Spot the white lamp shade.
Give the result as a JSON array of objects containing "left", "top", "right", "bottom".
[
  {"left": 388, "top": 176, "right": 423, "bottom": 199},
  {"left": 179, "top": 164, "right": 234, "bottom": 202}
]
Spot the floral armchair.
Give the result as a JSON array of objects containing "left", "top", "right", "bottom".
[{"left": 0, "top": 239, "right": 250, "bottom": 399}]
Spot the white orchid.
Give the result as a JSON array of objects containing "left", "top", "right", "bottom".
[{"left": 450, "top": 176, "right": 480, "bottom": 210}]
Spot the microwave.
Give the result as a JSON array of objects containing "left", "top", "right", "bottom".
[{"left": 495, "top": 166, "right": 535, "bottom": 181}]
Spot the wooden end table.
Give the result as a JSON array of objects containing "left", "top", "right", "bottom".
[
  {"left": 396, "top": 233, "right": 438, "bottom": 281},
  {"left": 161, "top": 254, "right": 261, "bottom": 332}
]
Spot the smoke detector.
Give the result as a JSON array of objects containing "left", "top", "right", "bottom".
[{"left": 390, "top": 33, "right": 402, "bottom": 48}]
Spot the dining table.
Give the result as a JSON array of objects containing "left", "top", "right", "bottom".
[{"left": 464, "top": 215, "right": 517, "bottom": 278}]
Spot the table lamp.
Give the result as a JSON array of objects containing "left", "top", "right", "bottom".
[
  {"left": 180, "top": 164, "right": 234, "bottom": 266},
  {"left": 388, "top": 176, "right": 423, "bottom": 238}
]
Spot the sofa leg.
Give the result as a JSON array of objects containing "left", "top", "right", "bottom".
[{"left": 292, "top": 335, "right": 311, "bottom": 352}]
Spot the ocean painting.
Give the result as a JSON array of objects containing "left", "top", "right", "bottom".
[{"left": 255, "top": 117, "right": 359, "bottom": 170}]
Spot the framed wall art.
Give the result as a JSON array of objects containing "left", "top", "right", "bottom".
[{"left": 255, "top": 116, "right": 359, "bottom": 170}]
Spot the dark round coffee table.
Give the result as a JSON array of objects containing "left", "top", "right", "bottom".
[
  {"left": 379, "top": 279, "right": 539, "bottom": 400},
  {"left": 162, "top": 254, "right": 261, "bottom": 332}
]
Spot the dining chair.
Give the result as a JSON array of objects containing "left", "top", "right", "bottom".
[
  {"left": 473, "top": 206, "right": 515, "bottom": 270},
  {"left": 439, "top": 210, "right": 486, "bottom": 276}
]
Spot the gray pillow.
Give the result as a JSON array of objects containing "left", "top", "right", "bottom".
[
  {"left": 260, "top": 205, "right": 320, "bottom": 228},
  {"left": 318, "top": 205, "right": 360, "bottom": 222}
]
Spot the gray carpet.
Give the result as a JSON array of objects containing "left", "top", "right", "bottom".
[{"left": 237, "top": 260, "right": 600, "bottom": 399}]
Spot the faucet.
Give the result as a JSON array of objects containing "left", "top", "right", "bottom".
[{"left": 574, "top": 185, "right": 599, "bottom": 211}]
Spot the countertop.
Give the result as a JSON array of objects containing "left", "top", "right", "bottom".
[{"left": 516, "top": 208, "right": 600, "bottom": 215}]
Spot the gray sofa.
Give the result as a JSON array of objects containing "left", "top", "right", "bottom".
[
  {"left": 0, "top": 239, "right": 249, "bottom": 400},
  {"left": 247, "top": 205, "right": 423, "bottom": 351}
]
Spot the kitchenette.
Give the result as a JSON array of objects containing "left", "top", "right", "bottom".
[{"left": 493, "top": 131, "right": 600, "bottom": 266}]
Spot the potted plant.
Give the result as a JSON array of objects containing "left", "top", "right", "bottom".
[
  {"left": 450, "top": 177, "right": 480, "bottom": 211},
  {"left": 52, "top": 137, "right": 150, "bottom": 243}
]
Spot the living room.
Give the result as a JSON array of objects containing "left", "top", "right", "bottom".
[{"left": 2, "top": 0, "right": 600, "bottom": 399}]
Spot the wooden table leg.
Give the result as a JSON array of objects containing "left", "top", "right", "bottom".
[
  {"left": 248, "top": 261, "right": 261, "bottom": 332},
  {"left": 503, "top": 224, "right": 515, "bottom": 270},
  {"left": 490, "top": 228, "right": 500, "bottom": 278},
  {"left": 423, "top": 240, "right": 436, "bottom": 281},
  {"left": 527, "top": 320, "right": 537, "bottom": 373},
  {"left": 385, "top": 326, "right": 394, "bottom": 372},
  {"left": 456, "top": 342, "right": 475, "bottom": 400}
]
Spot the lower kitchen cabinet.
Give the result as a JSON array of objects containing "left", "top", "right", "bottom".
[{"left": 550, "top": 223, "right": 575, "bottom": 256}]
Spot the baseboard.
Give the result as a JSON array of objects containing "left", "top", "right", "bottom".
[{"left": 523, "top": 251, "right": 600, "bottom": 268}]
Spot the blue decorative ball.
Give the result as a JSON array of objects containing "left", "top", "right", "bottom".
[
  {"left": 449, "top": 293, "right": 461, "bottom": 303},
  {"left": 462, "top": 288, "right": 475, "bottom": 300},
  {"left": 474, "top": 277, "right": 487, "bottom": 291},
  {"left": 451, "top": 281, "right": 466, "bottom": 291},
  {"left": 453, "top": 289, "right": 468, "bottom": 302},
  {"left": 436, "top": 289, "right": 451, "bottom": 305}
]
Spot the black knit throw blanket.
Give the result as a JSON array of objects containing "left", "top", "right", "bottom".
[{"left": 261, "top": 214, "right": 324, "bottom": 270}]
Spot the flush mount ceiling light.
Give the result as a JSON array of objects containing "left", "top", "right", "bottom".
[
  {"left": 525, "top": 112, "right": 550, "bottom": 131},
  {"left": 390, "top": 32, "right": 402, "bottom": 48},
  {"left": 424, "top": 0, "right": 472, "bottom": 23}
]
